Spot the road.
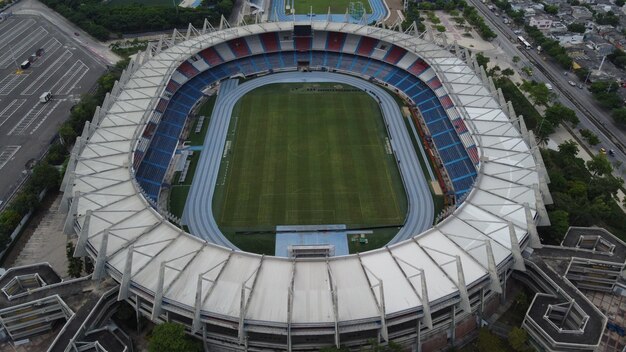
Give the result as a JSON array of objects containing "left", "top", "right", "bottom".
[
  {"left": 184, "top": 72, "right": 434, "bottom": 249},
  {"left": 468, "top": 0, "right": 626, "bottom": 177}
]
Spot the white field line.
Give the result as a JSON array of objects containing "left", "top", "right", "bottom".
[
  {"left": 20, "top": 50, "right": 72, "bottom": 96},
  {"left": 0, "top": 99, "right": 26, "bottom": 128}
]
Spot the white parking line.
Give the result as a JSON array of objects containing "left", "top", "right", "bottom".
[
  {"left": 0, "top": 99, "right": 26, "bottom": 128},
  {"left": 0, "top": 146, "right": 21, "bottom": 171},
  {"left": 0, "top": 26, "right": 47, "bottom": 68},
  {"left": 32, "top": 38, "right": 62, "bottom": 68},
  {"left": 30, "top": 100, "right": 63, "bottom": 134},
  {"left": 8, "top": 99, "right": 61, "bottom": 135},
  {"left": 51, "top": 60, "right": 89, "bottom": 95},
  {"left": 0, "top": 19, "right": 35, "bottom": 51},
  {"left": 20, "top": 50, "right": 72, "bottom": 96},
  {"left": 0, "top": 74, "right": 29, "bottom": 95}
]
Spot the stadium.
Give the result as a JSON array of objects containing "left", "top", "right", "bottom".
[{"left": 59, "top": 20, "right": 553, "bottom": 351}]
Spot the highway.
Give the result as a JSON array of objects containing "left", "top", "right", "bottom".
[
  {"left": 469, "top": 0, "right": 626, "bottom": 175},
  {"left": 184, "top": 71, "right": 434, "bottom": 250}
]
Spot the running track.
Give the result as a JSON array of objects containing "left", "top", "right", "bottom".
[{"left": 184, "top": 71, "right": 434, "bottom": 250}]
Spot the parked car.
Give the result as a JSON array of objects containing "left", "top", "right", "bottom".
[{"left": 568, "top": 80, "right": 576, "bottom": 86}]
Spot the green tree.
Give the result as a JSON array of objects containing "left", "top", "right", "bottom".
[
  {"left": 544, "top": 4, "right": 559, "bottom": 14},
  {"left": 477, "top": 328, "right": 506, "bottom": 352},
  {"left": 149, "top": 323, "right": 202, "bottom": 352},
  {"left": 545, "top": 103, "right": 579, "bottom": 126},
  {"left": 558, "top": 140, "right": 579, "bottom": 158},
  {"left": 611, "top": 107, "right": 626, "bottom": 124},
  {"left": 543, "top": 209, "right": 570, "bottom": 243},
  {"left": 501, "top": 68, "right": 514, "bottom": 76},
  {"left": 66, "top": 242, "right": 83, "bottom": 278},
  {"left": 520, "top": 81, "right": 554, "bottom": 106},
  {"left": 476, "top": 52, "right": 490, "bottom": 68},
  {"left": 587, "top": 154, "right": 612, "bottom": 176},
  {"left": 508, "top": 327, "right": 530, "bottom": 351},
  {"left": 513, "top": 56, "right": 521, "bottom": 63},
  {"left": 567, "top": 23, "right": 586, "bottom": 33}
]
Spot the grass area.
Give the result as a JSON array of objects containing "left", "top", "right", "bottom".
[
  {"left": 293, "top": 0, "right": 371, "bottom": 14},
  {"left": 213, "top": 83, "right": 408, "bottom": 238},
  {"left": 169, "top": 185, "right": 190, "bottom": 219},
  {"left": 167, "top": 96, "right": 216, "bottom": 218}
]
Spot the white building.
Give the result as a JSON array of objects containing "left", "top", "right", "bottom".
[{"left": 529, "top": 16, "right": 553, "bottom": 29}]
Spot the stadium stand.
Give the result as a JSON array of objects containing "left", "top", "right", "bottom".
[
  {"left": 383, "top": 45, "right": 407, "bottom": 64},
  {"left": 259, "top": 32, "right": 281, "bottom": 52},
  {"left": 198, "top": 47, "right": 224, "bottom": 66},
  {"left": 326, "top": 32, "right": 346, "bottom": 52},
  {"left": 136, "top": 33, "right": 478, "bottom": 202},
  {"left": 228, "top": 38, "right": 252, "bottom": 58},
  {"left": 356, "top": 36, "right": 378, "bottom": 56}
]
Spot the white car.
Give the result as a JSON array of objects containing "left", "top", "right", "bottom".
[{"left": 568, "top": 80, "right": 576, "bottom": 86}]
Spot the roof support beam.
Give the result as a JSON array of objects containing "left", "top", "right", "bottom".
[
  {"left": 524, "top": 203, "right": 543, "bottom": 249},
  {"left": 118, "top": 245, "right": 134, "bottom": 300},
  {"left": 151, "top": 261, "right": 166, "bottom": 321},
  {"left": 533, "top": 185, "right": 551, "bottom": 226},
  {"left": 239, "top": 256, "right": 264, "bottom": 344},
  {"left": 508, "top": 222, "right": 526, "bottom": 271},
  {"left": 287, "top": 260, "right": 295, "bottom": 352},
  {"left": 74, "top": 210, "right": 91, "bottom": 257},
  {"left": 485, "top": 240, "right": 502, "bottom": 294},
  {"left": 455, "top": 256, "right": 471, "bottom": 313},
  {"left": 192, "top": 255, "right": 231, "bottom": 333},
  {"left": 326, "top": 261, "right": 340, "bottom": 348},
  {"left": 62, "top": 190, "right": 80, "bottom": 234},
  {"left": 92, "top": 229, "right": 109, "bottom": 281}
]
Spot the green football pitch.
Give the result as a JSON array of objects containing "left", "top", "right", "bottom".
[
  {"left": 293, "top": 0, "right": 372, "bottom": 14},
  {"left": 212, "top": 83, "right": 407, "bottom": 233}
]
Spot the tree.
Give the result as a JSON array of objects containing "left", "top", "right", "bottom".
[
  {"left": 501, "top": 68, "right": 514, "bottom": 76},
  {"left": 545, "top": 103, "right": 579, "bottom": 126},
  {"left": 558, "top": 140, "right": 579, "bottom": 158},
  {"left": 476, "top": 52, "right": 490, "bottom": 68},
  {"left": 66, "top": 242, "right": 83, "bottom": 278},
  {"left": 611, "top": 107, "right": 626, "bottom": 124},
  {"left": 149, "top": 323, "right": 202, "bottom": 352},
  {"left": 580, "top": 129, "right": 600, "bottom": 145},
  {"left": 543, "top": 209, "right": 570, "bottom": 243},
  {"left": 520, "top": 80, "right": 555, "bottom": 106},
  {"left": 617, "top": 0, "right": 625, "bottom": 6},
  {"left": 544, "top": 4, "right": 559, "bottom": 14},
  {"left": 477, "top": 328, "right": 506, "bottom": 352},
  {"left": 587, "top": 154, "right": 612, "bottom": 176},
  {"left": 567, "top": 23, "right": 586, "bottom": 33},
  {"left": 513, "top": 56, "right": 521, "bottom": 63},
  {"left": 508, "top": 327, "right": 530, "bottom": 352}
]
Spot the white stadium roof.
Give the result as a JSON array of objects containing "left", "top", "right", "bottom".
[{"left": 61, "top": 21, "right": 549, "bottom": 330}]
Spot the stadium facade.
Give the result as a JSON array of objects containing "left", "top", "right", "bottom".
[{"left": 57, "top": 20, "right": 562, "bottom": 351}]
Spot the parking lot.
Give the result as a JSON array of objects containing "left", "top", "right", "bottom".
[{"left": 0, "top": 14, "right": 106, "bottom": 205}]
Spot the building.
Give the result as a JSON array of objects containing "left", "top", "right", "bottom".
[
  {"left": 529, "top": 16, "right": 554, "bottom": 29},
  {"left": 571, "top": 6, "right": 594, "bottom": 20},
  {"left": 556, "top": 34, "right": 585, "bottom": 45}
]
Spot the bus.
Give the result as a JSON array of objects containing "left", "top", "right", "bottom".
[{"left": 518, "top": 36, "right": 531, "bottom": 49}]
